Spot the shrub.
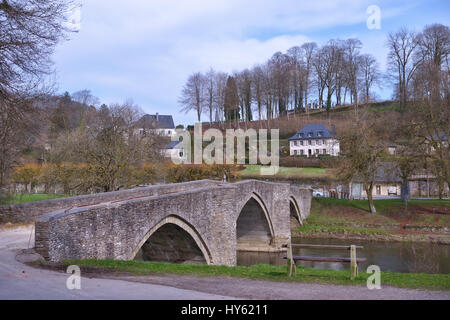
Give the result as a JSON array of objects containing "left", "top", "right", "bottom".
[
  {"left": 167, "top": 164, "right": 241, "bottom": 183},
  {"left": 12, "top": 164, "right": 41, "bottom": 192}
]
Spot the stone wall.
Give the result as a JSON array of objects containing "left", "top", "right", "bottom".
[
  {"left": 0, "top": 180, "right": 222, "bottom": 224},
  {"left": 409, "top": 180, "right": 449, "bottom": 197},
  {"left": 34, "top": 180, "right": 311, "bottom": 266}
]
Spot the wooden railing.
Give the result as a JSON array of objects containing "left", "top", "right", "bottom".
[{"left": 283, "top": 243, "right": 367, "bottom": 280}]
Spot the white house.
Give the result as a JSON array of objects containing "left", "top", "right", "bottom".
[
  {"left": 288, "top": 123, "right": 340, "bottom": 157},
  {"left": 163, "top": 140, "right": 186, "bottom": 161},
  {"left": 135, "top": 113, "right": 176, "bottom": 136}
]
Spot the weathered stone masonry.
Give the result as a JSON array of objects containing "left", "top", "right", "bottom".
[{"left": 32, "top": 180, "right": 311, "bottom": 266}]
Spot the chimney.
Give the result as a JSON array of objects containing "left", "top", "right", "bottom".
[{"left": 156, "top": 112, "right": 159, "bottom": 121}]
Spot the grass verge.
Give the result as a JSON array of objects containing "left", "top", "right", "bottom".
[
  {"left": 240, "top": 165, "right": 334, "bottom": 180},
  {"left": 34, "top": 259, "right": 450, "bottom": 291},
  {"left": 0, "top": 193, "right": 68, "bottom": 205}
]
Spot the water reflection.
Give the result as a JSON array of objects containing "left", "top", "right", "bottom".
[{"left": 237, "top": 238, "right": 450, "bottom": 274}]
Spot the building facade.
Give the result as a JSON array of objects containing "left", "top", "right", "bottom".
[
  {"left": 163, "top": 140, "right": 186, "bottom": 161},
  {"left": 288, "top": 123, "right": 340, "bottom": 157},
  {"left": 135, "top": 113, "right": 176, "bottom": 136}
]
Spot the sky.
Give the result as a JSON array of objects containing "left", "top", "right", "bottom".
[{"left": 53, "top": 0, "right": 450, "bottom": 126}]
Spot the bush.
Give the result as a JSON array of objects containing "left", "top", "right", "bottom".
[
  {"left": 167, "top": 164, "right": 241, "bottom": 183},
  {"left": 12, "top": 164, "right": 41, "bottom": 192},
  {"left": 278, "top": 156, "right": 336, "bottom": 168}
]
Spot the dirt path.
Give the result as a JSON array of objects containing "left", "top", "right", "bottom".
[{"left": 91, "top": 273, "right": 450, "bottom": 300}]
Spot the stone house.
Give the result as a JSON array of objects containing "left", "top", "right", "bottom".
[
  {"left": 288, "top": 123, "right": 340, "bottom": 157},
  {"left": 350, "top": 162, "right": 449, "bottom": 198}
]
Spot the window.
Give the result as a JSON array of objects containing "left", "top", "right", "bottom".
[
  {"left": 376, "top": 185, "right": 381, "bottom": 195},
  {"left": 179, "top": 151, "right": 184, "bottom": 157},
  {"left": 308, "top": 132, "right": 313, "bottom": 137},
  {"left": 300, "top": 140, "right": 304, "bottom": 146},
  {"left": 308, "top": 140, "right": 312, "bottom": 145},
  {"left": 315, "top": 149, "right": 319, "bottom": 154},
  {"left": 168, "top": 130, "right": 171, "bottom": 135},
  {"left": 323, "top": 148, "right": 326, "bottom": 154},
  {"left": 317, "top": 139, "right": 321, "bottom": 145},
  {"left": 318, "top": 131, "right": 323, "bottom": 137},
  {"left": 300, "top": 150, "right": 304, "bottom": 155}
]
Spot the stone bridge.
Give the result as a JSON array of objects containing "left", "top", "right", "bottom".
[{"left": 34, "top": 180, "right": 311, "bottom": 266}]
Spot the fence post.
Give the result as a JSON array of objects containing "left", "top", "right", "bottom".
[
  {"left": 287, "top": 242, "right": 296, "bottom": 277},
  {"left": 350, "top": 245, "right": 358, "bottom": 280}
]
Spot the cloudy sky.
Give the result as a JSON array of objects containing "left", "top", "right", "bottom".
[{"left": 53, "top": 0, "right": 449, "bottom": 126}]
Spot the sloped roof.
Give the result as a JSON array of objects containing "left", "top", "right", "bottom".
[
  {"left": 353, "top": 162, "right": 402, "bottom": 183},
  {"left": 166, "top": 141, "right": 183, "bottom": 149},
  {"left": 137, "top": 114, "right": 175, "bottom": 129},
  {"left": 288, "top": 123, "right": 335, "bottom": 141}
]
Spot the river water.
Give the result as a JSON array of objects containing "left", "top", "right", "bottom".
[{"left": 237, "top": 238, "right": 450, "bottom": 274}]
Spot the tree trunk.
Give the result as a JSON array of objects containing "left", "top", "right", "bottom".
[
  {"left": 401, "top": 179, "right": 410, "bottom": 204},
  {"left": 365, "top": 185, "right": 376, "bottom": 213}
]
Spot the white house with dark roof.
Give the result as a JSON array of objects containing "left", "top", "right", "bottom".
[
  {"left": 135, "top": 113, "right": 176, "bottom": 136},
  {"left": 163, "top": 140, "right": 186, "bottom": 161},
  {"left": 288, "top": 123, "right": 340, "bottom": 157}
]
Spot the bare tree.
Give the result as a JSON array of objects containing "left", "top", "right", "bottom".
[
  {"left": 72, "top": 89, "right": 100, "bottom": 107},
  {"left": 339, "top": 115, "right": 387, "bottom": 213},
  {"left": 52, "top": 102, "right": 165, "bottom": 192},
  {"left": 343, "top": 39, "right": 362, "bottom": 116},
  {"left": 0, "top": 0, "right": 73, "bottom": 187},
  {"left": 203, "top": 68, "right": 216, "bottom": 124},
  {"left": 360, "top": 54, "right": 381, "bottom": 103},
  {"left": 0, "top": 0, "right": 74, "bottom": 98},
  {"left": 301, "top": 42, "right": 317, "bottom": 113},
  {"left": 179, "top": 72, "right": 205, "bottom": 122},
  {"left": 251, "top": 65, "right": 265, "bottom": 123},
  {"left": 214, "top": 71, "right": 228, "bottom": 123},
  {"left": 234, "top": 69, "right": 253, "bottom": 124},
  {"left": 314, "top": 41, "right": 341, "bottom": 113},
  {"left": 408, "top": 24, "right": 450, "bottom": 198},
  {"left": 386, "top": 28, "right": 422, "bottom": 111},
  {"left": 287, "top": 46, "right": 305, "bottom": 112}
]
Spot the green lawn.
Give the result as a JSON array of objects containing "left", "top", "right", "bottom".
[
  {"left": 313, "top": 197, "right": 449, "bottom": 210},
  {"left": 240, "top": 165, "right": 333, "bottom": 179},
  {"left": 0, "top": 193, "right": 68, "bottom": 205},
  {"left": 43, "top": 259, "right": 450, "bottom": 291},
  {"left": 298, "top": 197, "right": 450, "bottom": 239}
]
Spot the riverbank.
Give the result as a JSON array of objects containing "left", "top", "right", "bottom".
[
  {"left": 29, "top": 258, "right": 450, "bottom": 291},
  {"left": 295, "top": 198, "right": 450, "bottom": 244}
]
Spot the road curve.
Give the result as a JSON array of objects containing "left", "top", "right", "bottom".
[{"left": 0, "top": 226, "right": 234, "bottom": 300}]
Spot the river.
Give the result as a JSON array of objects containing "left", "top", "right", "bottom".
[{"left": 237, "top": 238, "right": 450, "bottom": 274}]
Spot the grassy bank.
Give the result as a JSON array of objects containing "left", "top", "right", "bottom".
[
  {"left": 240, "top": 165, "right": 335, "bottom": 180},
  {"left": 296, "top": 198, "right": 450, "bottom": 242},
  {"left": 0, "top": 193, "right": 68, "bottom": 205},
  {"left": 34, "top": 259, "right": 450, "bottom": 291}
]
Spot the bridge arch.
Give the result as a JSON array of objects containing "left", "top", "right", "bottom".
[
  {"left": 130, "top": 215, "right": 213, "bottom": 265},
  {"left": 289, "top": 196, "right": 303, "bottom": 225},
  {"left": 236, "top": 192, "right": 274, "bottom": 248}
]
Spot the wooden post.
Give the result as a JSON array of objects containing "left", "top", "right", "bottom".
[
  {"left": 350, "top": 245, "right": 358, "bottom": 280},
  {"left": 287, "top": 242, "right": 296, "bottom": 277}
]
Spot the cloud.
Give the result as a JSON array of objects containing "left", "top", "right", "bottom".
[{"left": 52, "top": 0, "right": 420, "bottom": 125}]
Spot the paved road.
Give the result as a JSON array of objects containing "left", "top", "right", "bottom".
[{"left": 0, "top": 226, "right": 234, "bottom": 300}]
